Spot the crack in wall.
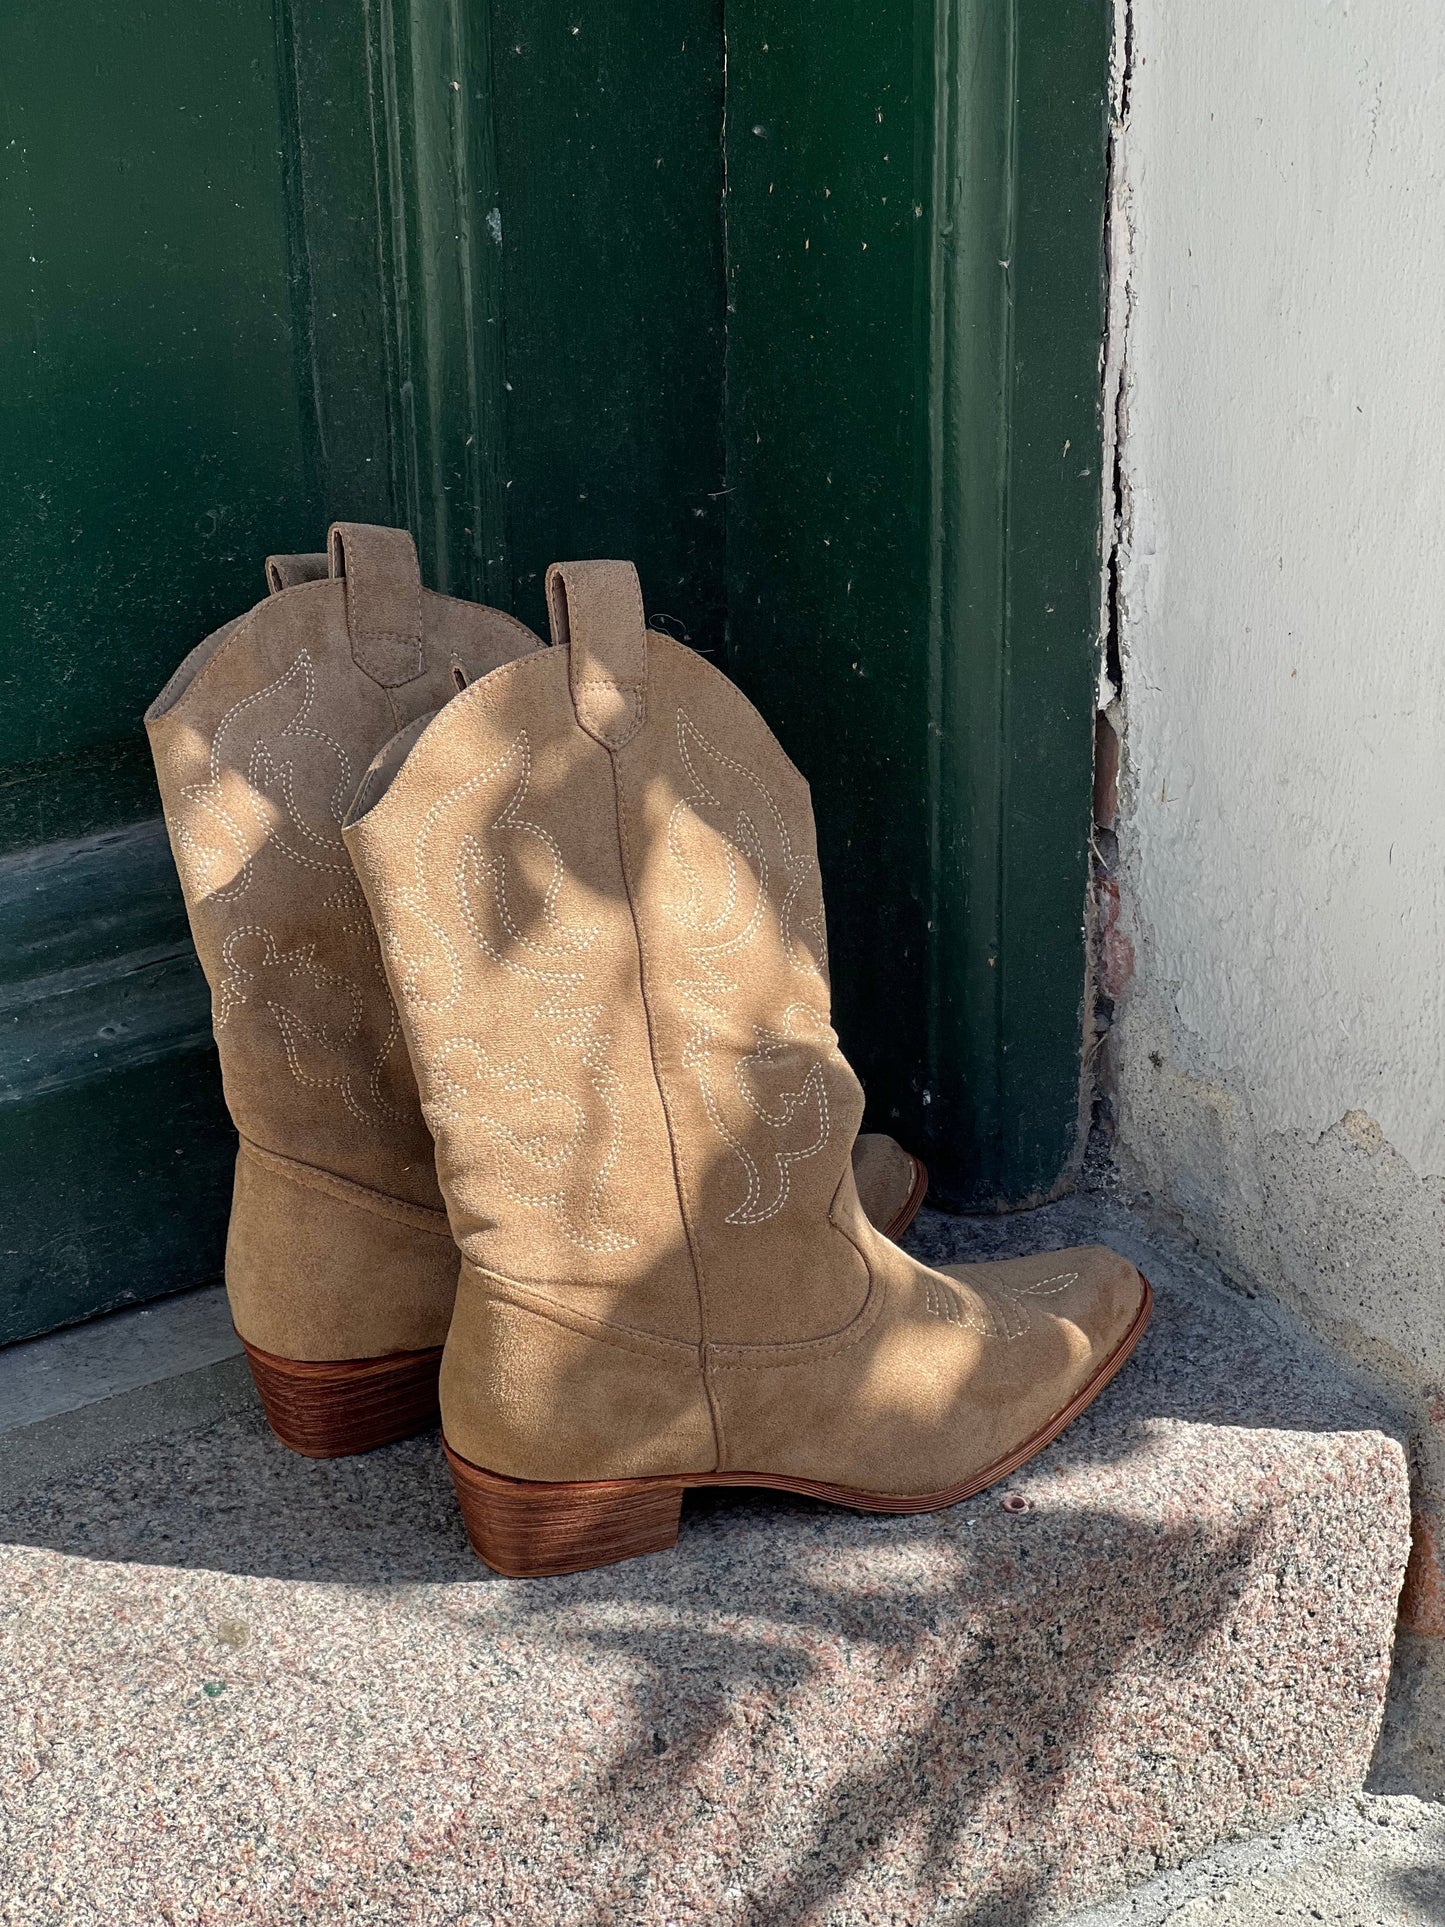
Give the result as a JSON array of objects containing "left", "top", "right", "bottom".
[
  {"left": 1086, "top": 0, "right": 1138, "bottom": 1167},
  {"left": 1100, "top": 0, "right": 1135, "bottom": 708}
]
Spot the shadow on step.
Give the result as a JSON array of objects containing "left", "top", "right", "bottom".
[
  {"left": 491, "top": 1495, "right": 1267, "bottom": 1927},
  {"left": 0, "top": 1240, "right": 1404, "bottom": 1924},
  {"left": 0, "top": 1405, "right": 1279, "bottom": 1924},
  {"left": 0, "top": 1233, "right": 1390, "bottom": 1587}
]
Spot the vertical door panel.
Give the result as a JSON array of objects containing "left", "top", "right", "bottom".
[
  {"left": 0, "top": 0, "right": 317, "bottom": 839},
  {"left": 489, "top": 2, "right": 727, "bottom": 647},
  {"left": 725, "top": 0, "right": 1110, "bottom": 1206}
]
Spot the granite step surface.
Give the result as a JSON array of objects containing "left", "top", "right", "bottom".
[{"left": 0, "top": 1200, "right": 1412, "bottom": 1925}]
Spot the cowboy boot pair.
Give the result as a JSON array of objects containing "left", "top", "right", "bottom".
[
  {"left": 341, "top": 559, "right": 1151, "bottom": 1576},
  {"left": 145, "top": 528, "right": 928, "bottom": 1457}
]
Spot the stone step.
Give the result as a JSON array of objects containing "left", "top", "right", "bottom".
[{"left": 0, "top": 1201, "right": 1411, "bottom": 1924}]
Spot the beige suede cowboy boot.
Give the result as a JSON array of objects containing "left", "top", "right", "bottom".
[
  {"left": 146, "top": 529, "right": 926, "bottom": 1462},
  {"left": 144, "top": 524, "right": 546, "bottom": 1455},
  {"left": 346, "top": 693, "right": 929, "bottom": 1254},
  {"left": 343, "top": 560, "right": 1151, "bottom": 1575}
]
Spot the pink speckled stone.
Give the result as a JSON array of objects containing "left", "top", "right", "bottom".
[{"left": 0, "top": 1212, "right": 1411, "bottom": 1925}]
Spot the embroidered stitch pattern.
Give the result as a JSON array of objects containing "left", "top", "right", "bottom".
[
  {"left": 384, "top": 730, "right": 635, "bottom": 1254},
  {"left": 919, "top": 1267, "right": 1081, "bottom": 1342},
  {"left": 667, "top": 708, "right": 838, "bottom": 1226},
  {"left": 171, "top": 651, "right": 406, "bottom": 1128},
  {"left": 173, "top": 653, "right": 355, "bottom": 902}
]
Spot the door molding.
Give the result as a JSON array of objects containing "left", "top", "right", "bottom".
[
  {"left": 726, "top": 0, "right": 1113, "bottom": 1206},
  {"left": 278, "top": 0, "right": 508, "bottom": 601}
]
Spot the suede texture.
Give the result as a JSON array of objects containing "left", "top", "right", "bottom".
[
  {"left": 227, "top": 1141, "right": 458, "bottom": 1357},
  {"left": 849, "top": 1134, "right": 918, "bottom": 1234},
  {"left": 145, "top": 525, "right": 542, "bottom": 1360},
  {"left": 439, "top": 1266, "right": 717, "bottom": 1483},
  {"left": 344, "top": 560, "right": 1147, "bottom": 1492},
  {"left": 849, "top": 1131, "right": 917, "bottom": 1228}
]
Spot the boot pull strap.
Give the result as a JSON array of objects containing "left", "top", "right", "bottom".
[
  {"left": 328, "top": 522, "right": 425, "bottom": 687},
  {"left": 264, "top": 552, "right": 329, "bottom": 594},
  {"left": 546, "top": 560, "right": 648, "bottom": 750}
]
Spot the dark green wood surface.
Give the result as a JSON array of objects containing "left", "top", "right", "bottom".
[
  {"left": 726, "top": 0, "right": 1110, "bottom": 1205},
  {"left": 0, "top": 0, "right": 320, "bottom": 854},
  {"left": 0, "top": 822, "right": 231, "bottom": 1343},
  {"left": 278, "top": 0, "right": 727, "bottom": 640},
  {"left": 488, "top": 3, "right": 726, "bottom": 650},
  {"left": 0, "top": 0, "right": 1110, "bottom": 1338},
  {"left": 0, "top": 0, "right": 320, "bottom": 1335}
]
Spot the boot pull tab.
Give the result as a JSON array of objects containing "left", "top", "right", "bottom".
[
  {"left": 546, "top": 559, "right": 648, "bottom": 751},
  {"left": 264, "top": 552, "right": 329, "bottom": 595},
  {"left": 327, "top": 522, "right": 425, "bottom": 688}
]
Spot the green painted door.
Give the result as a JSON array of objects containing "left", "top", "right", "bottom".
[
  {"left": 0, "top": 0, "right": 1109, "bottom": 1343},
  {"left": 725, "top": 1, "right": 1112, "bottom": 1205},
  {"left": 0, "top": 1, "right": 317, "bottom": 1340}
]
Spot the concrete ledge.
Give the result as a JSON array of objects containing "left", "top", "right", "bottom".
[
  {"left": 0, "top": 1280, "right": 239, "bottom": 1431},
  {"left": 1065, "top": 1794, "right": 1445, "bottom": 1926},
  {"left": 0, "top": 1202, "right": 1413, "bottom": 1923},
  {"left": 0, "top": 1355, "right": 254, "bottom": 1506}
]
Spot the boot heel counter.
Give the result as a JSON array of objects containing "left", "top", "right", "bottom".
[
  {"left": 227, "top": 1142, "right": 457, "bottom": 1360},
  {"left": 440, "top": 1270, "right": 715, "bottom": 1484}
]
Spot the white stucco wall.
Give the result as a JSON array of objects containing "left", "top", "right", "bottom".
[
  {"left": 1114, "top": 0, "right": 1445, "bottom": 1345},
  {"left": 1111, "top": 0, "right": 1445, "bottom": 1775},
  {"left": 1111, "top": 0, "right": 1445, "bottom": 1726}
]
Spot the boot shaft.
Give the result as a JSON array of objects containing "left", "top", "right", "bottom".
[
  {"left": 343, "top": 560, "right": 871, "bottom": 1348},
  {"left": 145, "top": 523, "right": 541, "bottom": 1207}
]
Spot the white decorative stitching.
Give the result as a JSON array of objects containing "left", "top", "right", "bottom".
[
  {"left": 387, "top": 730, "right": 635, "bottom": 1255},
  {"left": 173, "top": 650, "right": 403, "bottom": 1131},
  {"left": 174, "top": 653, "right": 354, "bottom": 901},
  {"left": 666, "top": 708, "right": 836, "bottom": 1225},
  {"left": 215, "top": 925, "right": 376, "bottom": 1125},
  {"left": 920, "top": 1268, "right": 1081, "bottom": 1342}
]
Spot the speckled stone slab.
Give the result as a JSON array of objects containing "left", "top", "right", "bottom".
[{"left": 0, "top": 1203, "right": 1412, "bottom": 1925}]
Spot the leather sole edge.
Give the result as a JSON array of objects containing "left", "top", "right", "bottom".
[
  {"left": 445, "top": 1272, "right": 1154, "bottom": 1576},
  {"left": 241, "top": 1337, "right": 444, "bottom": 1458}
]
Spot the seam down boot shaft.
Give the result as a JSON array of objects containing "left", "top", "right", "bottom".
[
  {"left": 144, "top": 530, "right": 926, "bottom": 1457},
  {"left": 342, "top": 561, "right": 1150, "bottom": 1572}
]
